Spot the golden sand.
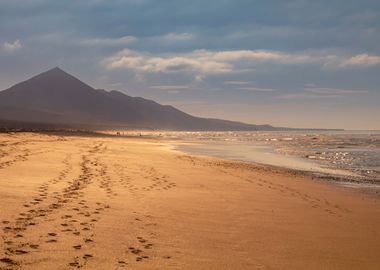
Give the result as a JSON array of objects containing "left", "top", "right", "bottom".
[{"left": 0, "top": 132, "right": 379, "bottom": 269}]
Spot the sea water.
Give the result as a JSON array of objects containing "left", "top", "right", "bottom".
[{"left": 120, "top": 130, "right": 380, "bottom": 185}]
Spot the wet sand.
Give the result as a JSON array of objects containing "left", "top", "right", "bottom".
[
  {"left": 174, "top": 141, "right": 355, "bottom": 177},
  {"left": 0, "top": 132, "right": 380, "bottom": 270}
]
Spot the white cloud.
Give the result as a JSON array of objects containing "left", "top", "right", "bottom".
[
  {"left": 305, "top": 87, "right": 365, "bottom": 94},
  {"left": 277, "top": 86, "right": 367, "bottom": 100},
  {"left": 30, "top": 33, "right": 137, "bottom": 48},
  {"left": 277, "top": 93, "right": 343, "bottom": 100},
  {"left": 103, "top": 48, "right": 233, "bottom": 74},
  {"left": 224, "top": 81, "right": 252, "bottom": 85},
  {"left": 144, "top": 32, "right": 195, "bottom": 45},
  {"left": 2, "top": 40, "right": 22, "bottom": 52},
  {"left": 103, "top": 48, "right": 380, "bottom": 75},
  {"left": 223, "top": 81, "right": 274, "bottom": 92},
  {"left": 162, "top": 32, "right": 194, "bottom": 41},
  {"left": 150, "top": 85, "right": 189, "bottom": 90},
  {"left": 195, "top": 74, "right": 205, "bottom": 82},
  {"left": 340, "top": 53, "right": 380, "bottom": 68},
  {"left": 79, "top": 36, "right": 137, "bottom": 46},
  {"left": 207, "top": 50, "right": 314, "bottom": 64},
  {"left": 103, "top": 49, "right": 319, "bottom": 74},
  {"left": 238, "top": 87, "right": 275, "bottom": 92}
]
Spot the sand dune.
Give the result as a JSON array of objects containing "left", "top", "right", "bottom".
[{"left": 0, "top": 132, "right": 379, "bottom": 269}]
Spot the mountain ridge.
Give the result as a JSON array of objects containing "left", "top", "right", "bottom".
[{"left": 0, "top": 67, "right": 279, "bottom": 130}]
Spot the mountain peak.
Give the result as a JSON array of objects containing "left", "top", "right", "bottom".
[
  {"left": 48, "top": 66, "right": 64, "bottom": 73},
  {"left": 0, "top": 67, "right": 97, "bottom": 104},
  {"left": 16, "top": 67, "right": 94, "bottom": 93},
  {"left": 36, "top": 67, "right": 76, "bottom": 80}
]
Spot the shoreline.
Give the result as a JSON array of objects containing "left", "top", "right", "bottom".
[
  {"left": 7, "top": 129, "right": 379, "bottom": 190},
  {"left": 171, "top": 145, "right": 380, "bottom": 197},
  {"left": 168, "top": 140, "right": 380, "bottom": 191},
  {"left": 5, "top": 129, "right": 379, "bottom": 189}
]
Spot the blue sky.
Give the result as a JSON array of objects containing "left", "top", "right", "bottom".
[{"left": 1, "top": 0, "right": 379, "bottom": 129}]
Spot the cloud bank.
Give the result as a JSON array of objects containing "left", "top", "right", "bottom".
[
  {"left": 103, "top": 48, "right": 380, "bottom": 75},
  {"left": 2, "top": 40, "right": 22, "bottom": 52}
]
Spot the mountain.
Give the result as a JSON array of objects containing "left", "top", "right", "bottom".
[{"left": 0, "top": 67, "right": 276, "bottom": 131}]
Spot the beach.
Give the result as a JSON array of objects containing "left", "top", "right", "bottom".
[{"left": 1, "top": 132, "right": 380, "bottom": 270}]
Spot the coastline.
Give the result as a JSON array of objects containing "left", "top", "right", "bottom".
[
  {"left": 1, "top": 132, "right": 380, "bottom": 269},
  {"left": 170, "top": 140, "right": 380, "bottom": 190}
]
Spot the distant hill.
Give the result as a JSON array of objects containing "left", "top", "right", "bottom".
[{"left": 0, "top": 67, "right": 277, "bottom": 131}]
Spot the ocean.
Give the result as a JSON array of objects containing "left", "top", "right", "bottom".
[{"left": 120, "top": 130, "right": 380, "bottom": 185}]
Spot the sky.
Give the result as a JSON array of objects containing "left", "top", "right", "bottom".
[{"left": 1, "top": 0, "right": 380, "bottom": 130}]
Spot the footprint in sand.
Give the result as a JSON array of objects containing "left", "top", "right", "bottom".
[
  {"left": 144, "top": 243, "right": 153, "bottom": 249},
  {"left": 14, "top": 250, "right": 28, "bottom": 255},
  {"left": 3, "top": 226, "right": 12, "bottom": 232},
  {"left": 84, "top": 238, "right": 93, "bottom": 243},
  {"left": 128, "top": 247, "right": 142, "bottom": 254},
  {"left": 46, "top": 239, "right": 57, "bottom": 243},
  {"left": 83, "top": 254, "right": 93, "bottom": 259},
  {"left": 0, "top": 257, "right": 17, "bottom": 265},
  {"left": 118, "top": 260, "right": 127, "bottom": 266},
  {"left": 29, "top": 244, "right": 39, "bottom": 249},
  {"left": 68, "top": 261, "right": 80, "bottom": 267}
]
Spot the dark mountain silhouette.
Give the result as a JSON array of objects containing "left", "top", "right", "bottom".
[{"left": 0, "top": 67, "right": 277, "bottom": 130}]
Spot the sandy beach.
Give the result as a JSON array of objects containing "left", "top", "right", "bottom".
[{"left": 1, "top": 132, "right": 380, "bottom": 270}]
